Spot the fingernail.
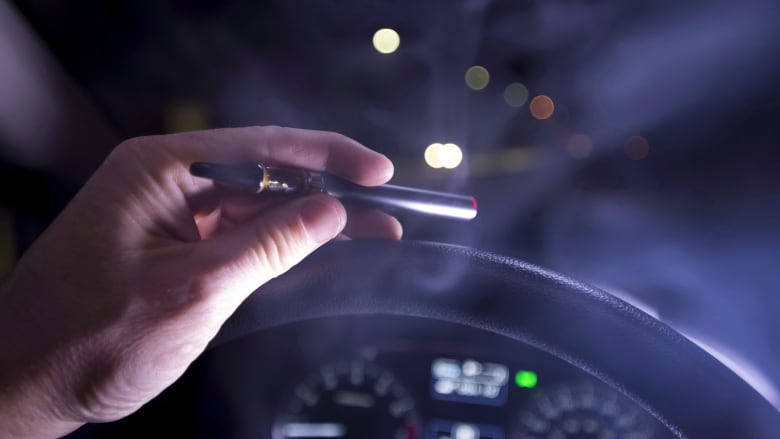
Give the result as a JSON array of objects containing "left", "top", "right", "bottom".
[
  {"left": 381, "top": 154, "right": 395, "bottom": 181},
  {"left": 300, "top": 196, "right": 345, "bottom": 244}
]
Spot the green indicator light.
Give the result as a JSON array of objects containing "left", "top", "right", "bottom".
[{"left": 514, "top": 370, "right": 538, "bottom": 388}]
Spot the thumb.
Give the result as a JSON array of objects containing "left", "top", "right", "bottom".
[{"left": 195, "top": 193, "right": 346, "bottom": 298}]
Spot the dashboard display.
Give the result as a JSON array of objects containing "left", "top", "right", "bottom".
[
  {"left": 513, "top": 381, "right": 674, "bottom": 439},
  {"left": 274, "top": 360, "right": 420, "bottom": 439},
  {"left": 428, "top": 420, "right": 505, "bottom": 439},
  {"left": 178, "top": 316, "right": 675, "bottom": 439},
  {"left": 431, "top": 358, "right": 510, "bottom": 406}
]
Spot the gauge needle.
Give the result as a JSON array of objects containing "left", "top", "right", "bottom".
[{"left": 281, "top": 422, "right": 347, "bottom": 438}]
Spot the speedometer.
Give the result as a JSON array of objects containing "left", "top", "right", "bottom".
[
  {"left": 513, "top": 381, "right": 675, "bottom": 439},
  {"left": 274, "top": 360, "right": 420, "bottom": 439}
]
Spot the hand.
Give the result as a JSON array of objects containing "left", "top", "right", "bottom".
[{"left": 0, "top": 126, "right": 400, "bottom": 438}]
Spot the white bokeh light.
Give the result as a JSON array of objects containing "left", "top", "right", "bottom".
[
  {"left": 372, "top": 28, "right": 400, "bottom": 54},
  {"left": 424, "top": 142, "right": 463, "bottom": 169}
]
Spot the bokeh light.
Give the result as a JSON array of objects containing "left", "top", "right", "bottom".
[
  {"left": 504, "top": 82, "right": 529, "bottom": 107},
  {"left": 529, "top": 95, "right": 554, "bottom": 120},
  {"left": 625, "top": 135, "right": 650, "bottom": 160},
  {"left": 465, "top": 66, "right": 490, "bottom": 90},
  {"left": 425, "top": 142, "right": 463, "bottom": 169},
  {"left": 164, "top": 100, "right": 208, "bottom": 133},
  {"left": 440, "top": 143, "right": 463, "bottom": 169},
  {"left": 425, "top": 143, "right": 444, "bottom": 168},
  {"left": 372, "top": 28, "right": 400, "bottom": 54},
  {"left": 566, "top": 133, "right": 593, "bottom": 159}
]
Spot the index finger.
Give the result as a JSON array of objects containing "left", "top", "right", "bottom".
[{"left": 167, "top": 126, "right": 394, "bottom": 186}]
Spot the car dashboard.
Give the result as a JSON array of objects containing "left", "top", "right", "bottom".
[{"left": 91, "top": 315, "right": 676, "bottom": 439}]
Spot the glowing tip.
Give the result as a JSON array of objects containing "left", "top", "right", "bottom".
[{"left": 471, "top": 196, "right": 478, "bottom": 211}]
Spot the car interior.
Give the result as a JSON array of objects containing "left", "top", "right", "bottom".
[{"left": 1, "top": 1, "right": 779, "bottom": 438}]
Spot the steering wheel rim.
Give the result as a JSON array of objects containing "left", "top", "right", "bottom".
[{"left": 210, "top": 239, "right": 779, "bottom": 438}]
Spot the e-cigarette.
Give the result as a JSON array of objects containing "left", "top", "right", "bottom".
[{"left": 190, "top": 162, "right": 477, "bottom": 221}]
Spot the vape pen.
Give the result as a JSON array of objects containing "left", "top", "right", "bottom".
[{"left": 190, "top": 162, "right": 477, "bottom": 221}]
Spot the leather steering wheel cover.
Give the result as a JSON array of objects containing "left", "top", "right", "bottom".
[{"left": 211, "top": 239, "right": 779, "bottom": 438}]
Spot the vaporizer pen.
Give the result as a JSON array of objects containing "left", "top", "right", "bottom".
[{"left": 189, "top": 162, "right": 477, "bottom": 221}]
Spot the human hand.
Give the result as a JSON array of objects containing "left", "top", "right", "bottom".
[{"left": 0, "top": 126, "right": 400, "bottom": 438}]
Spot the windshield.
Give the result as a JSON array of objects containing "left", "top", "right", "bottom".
[{"left": 2, "top": 0, "right": 779, "bottom": 411}]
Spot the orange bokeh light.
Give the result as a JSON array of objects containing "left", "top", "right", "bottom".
[{"left": 529, "top": 95, "right": 554, "bottom": 120}]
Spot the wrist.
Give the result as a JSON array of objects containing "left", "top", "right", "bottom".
[
  {"left": 0, "top": 384, "right": 83, "bottom": 439},
  {"left": 0, "top": 275, "right": 85, "bottom": 438}
]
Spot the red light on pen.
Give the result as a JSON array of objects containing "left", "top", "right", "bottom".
[{"left": 471, "top": 196, "right": 478, "bottom": 211}]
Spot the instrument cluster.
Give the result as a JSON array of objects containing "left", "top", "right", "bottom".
[{"left": 189, "top": 315, "right": 675, "bottom": 439}]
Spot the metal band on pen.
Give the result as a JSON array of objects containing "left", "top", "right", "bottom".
[{"left": 260, "top": 165, "right": 270, "bottom": 193}]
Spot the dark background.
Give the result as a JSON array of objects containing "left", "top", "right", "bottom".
[{"left": 1, "top": 0, "right": 778, "bottom": 407}]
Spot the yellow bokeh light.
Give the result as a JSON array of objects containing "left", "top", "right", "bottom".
[
  {"left": 372, "top": 28, "right": 400, "bottom": 54},
  {"left": 529, "top": 95, "right": 555, "bottom": 120},
  {"left": 164, "top": 100, "right": 209, "bottom": 133},
  {"left": 504, "top": 82, "right": 529, "bottom": 107},
  {"left": 465, "top": 66, "right": 490, "bottom": 90},
  {"left": 566, "top": 134, "right": 593, "bottom": 159},
  {"left": 625, "top": 135, "right": 650, "bottom": 160},
  {"left": 424, "top": 142, "right": 463, "bottom": 169},
  {"left": 439, "top": 143, "right": 463, "bottom": 169},
  {"left": 425, "top": 143, "right": 444, "bottom": 168}
]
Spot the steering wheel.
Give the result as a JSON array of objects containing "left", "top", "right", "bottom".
[
  {"left": 211, "top": 239, "right": 779, "bottom": 438},
  {"left": 72, "top": 240, "right": 779, "bottom": 438}
]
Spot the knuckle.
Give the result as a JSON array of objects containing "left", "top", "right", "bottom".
[
  {"left": 251, "top": 225, "right": 286, "bottom": 275},
  {"left": 250, "top": 216, "right": 308, "bottom": 277},
  {"left": 114, "top": 135, "right": 154, "bottom": 155},
  {"left": 255, "top": 124, "right": 283, "bottom": 137},
  {"left": 110, "top": 135, "right": 162, "bottom": 165},
  {"left": 319, "top": 129, "right": 346, "bottom": 146},
  {"left": 326, "top": 130, "right": 356, "bottom": 146}
]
